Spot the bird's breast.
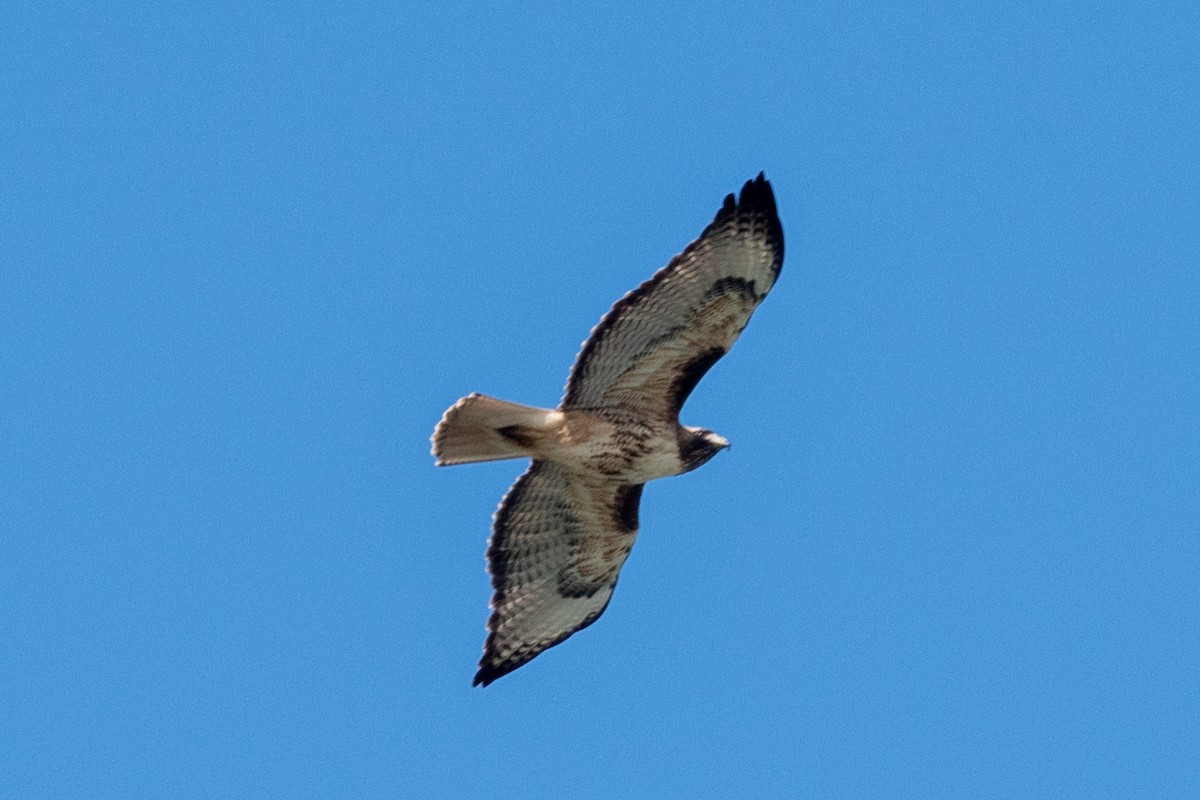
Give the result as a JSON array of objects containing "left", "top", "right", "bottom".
[{"left": 535, "top": 410, "right": 685, "bottom": 483}]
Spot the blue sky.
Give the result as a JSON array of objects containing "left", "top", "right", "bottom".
[{"left": 4, "top": 2, "right": 1198, "bottom": 797}]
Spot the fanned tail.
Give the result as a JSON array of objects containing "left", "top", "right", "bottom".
[{"left": 430, "top": 393, "right": 557, "bottom": 466}]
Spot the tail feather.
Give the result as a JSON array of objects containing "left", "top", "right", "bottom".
[{"left": 431, "top": 393, "right": 557, "bottom": 466}]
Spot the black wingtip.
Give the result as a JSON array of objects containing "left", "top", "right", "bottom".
[
  {"left": 473, "top": 661, "right": 501, "bottom": 687},
  {"left": 473, "top": 657, "right": 521, "bottom": 687},
  {"left": 736, "top": 171, "right": 777, "bottom": 217},
  {"left": 711, "top": 172, "right": 778, "bottom": 222},
  {"left": 706, "top": 172, "right": 782, "bottom": 277}
]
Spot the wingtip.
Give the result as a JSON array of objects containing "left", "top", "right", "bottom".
[
  {"left": 473, "top": 659, "right": 513, "bottom": 687},
  {"left": 736, "top": 171, "right": 776, "bottom": 216},
  {"left": 704, "top": 172, "right": 782, "bottom": 276},
  {"left": 709, "top": 172, "right": 778, "bottom": 229},
  {"left": 473, "top": 655, "right": 495, "bottom": 687}
]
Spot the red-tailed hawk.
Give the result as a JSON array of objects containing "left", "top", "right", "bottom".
[{"left": 432, "top": 174, "right": 784, "bottom": 686}]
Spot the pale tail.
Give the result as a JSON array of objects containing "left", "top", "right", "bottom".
[{"left": 430, "top": 393, "right": 557, "bottom": 466}]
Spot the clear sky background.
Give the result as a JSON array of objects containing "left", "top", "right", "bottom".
[{"left": 4, "top": 2, "right": 1198, "bottom": 798}]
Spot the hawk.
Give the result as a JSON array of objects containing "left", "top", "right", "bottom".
[{"left": 431, "top": 173, "right": 784, "bottom": 686}]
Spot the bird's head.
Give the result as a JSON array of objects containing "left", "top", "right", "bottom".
[{"left": 679, "top": 426, "right": 730, "bottom": 472}]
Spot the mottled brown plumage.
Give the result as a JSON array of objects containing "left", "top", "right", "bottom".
[{"left": 431, "top": 174, "right": 784, "bottom": 685}]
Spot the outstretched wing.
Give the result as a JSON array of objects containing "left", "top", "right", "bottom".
[
  {"left": 475, "top": 462, "right": 643, "bottom": 686},
  {"left": 561, "top": 173, "right": 784, "bottom": 419}
]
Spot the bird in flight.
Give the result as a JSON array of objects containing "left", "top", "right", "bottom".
[{"left": 432, "top": 173, "right": 784, "bottom": 686}]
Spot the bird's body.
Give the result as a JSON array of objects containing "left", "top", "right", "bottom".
[
  {"left": 436, "top": 396, "right": 725, "bottom": 483},
  {"left": 432, "top": 174, "right": 784, "bottom": 685}
]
